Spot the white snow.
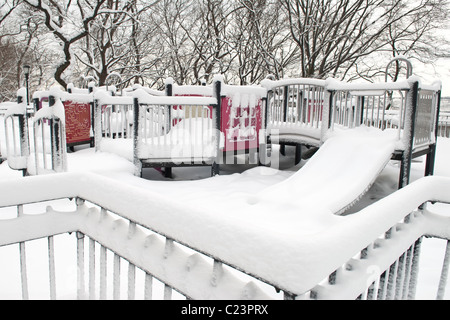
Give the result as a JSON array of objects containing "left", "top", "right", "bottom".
[{"left": 0, "top": 77, "right": 449, "bottom": 298}]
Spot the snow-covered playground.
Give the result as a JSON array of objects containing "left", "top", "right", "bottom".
[{"left": 0, "top": 69, "right": 450, "bottom": 300}]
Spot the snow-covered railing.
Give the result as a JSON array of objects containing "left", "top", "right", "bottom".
[
  {"left": 262, "top": 77, "right": 441, "bottom": 187},
  {"left": 261, "top": 78, "right": 328, "bottom": 147},
  {"left": 0, "top": 173, "right": 275, "bottom": 300},
  {"left": 133, "top": 88, "right": 220, "bottom": 177},
  {"left": 0, "top": 173, "right": 449, "bottom": 300},
  {"left": 32, "top": 88, "right": 68, "bottom": 174},
  {"left": 1, "top": 88, "right": 35, "bottom": 171},
  {"left": 170, "top": 77, "right": 267, "bottom": 165},
  {"left": 3, "top": 102, "right": 30, "bottom": 174},
  {"left": 261, "top": 77, "right": 441, "bottom": 148},
  {"left": 94, "top": 83, "right": 221, "bottom": 177}
]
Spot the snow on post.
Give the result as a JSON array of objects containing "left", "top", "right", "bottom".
[
  {"left": 4, "top": 88, "right": 30, "bottom": 173},
  {"left": 32, "top": 86, "right": 68, "bottom": 174}
]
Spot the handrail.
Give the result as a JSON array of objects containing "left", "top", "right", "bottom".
[{"left": 1, "top": 172, "right": 449, "bottom": 298}]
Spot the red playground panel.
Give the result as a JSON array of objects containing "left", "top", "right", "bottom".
[
  {"left": 220, "top": 96, "right": 262, "bottom": 153},
  {"left": 64, "top": 100, "right": 91, "bottom": 146}
]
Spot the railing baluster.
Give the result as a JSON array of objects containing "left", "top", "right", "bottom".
[
  {"left": 77, "top": 231, "right": 85, "bottom": 300},
  {"left": 408, "top": 237, "right": 422, "bottom": 300},
  {"left": 386, "top": 260, "right": 398, "bottom": 300},
  {"left": 436, "top": 240, "right": 450, "bottom": 300},
  {"left": 17, "top": 205, "right": 29, "bottom": 300},
  {"left": 128, "top": 263, "right": 136, "bottom": 300},
  {"left": 113, "top": 253, "right": 121, "bottom": 300},
  {"left": 89, "top": 238, "right": 95, "bottom": 299},
  {"left": 164, "top": 285, "right": 172, "bottom": 300},
  {"left": 378, "top": 270, "right": 387, "bottom": 300},
  {"left": 144, "top": 273, "right": 153, "bottom": 300},
  {"left": 19, "top": 241, "right": 28, "bottom": 300},
  {"left": 48, "top": 236, "right": 56, "bottom": 300},
  {"left": 100, "top": 245, "right": 107, "bottom": 300},
  {"left": 402, "top": 244, "right": 414, "bottom": 299},
  {"left": 395, "top": 252, "right": 407, "bottom": 299},
  {"left": 211, "top": 259, "right": 223, "bottom": 287}
]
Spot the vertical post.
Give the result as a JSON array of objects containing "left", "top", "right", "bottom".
[
  {"left": 399, "top": 81, "right": 419, "bottom": 189},
  {"left": 113, "top": 253, "right": 121, "bottom": 300},
  {"left": 407, "top": 237, "right": 422, "bottom": 299},
  {"left": 18, "top": 113, "right": 29, "bottom": 177},
  {"left": 100, "top": 245, "right": 107, "bottom": 300},
  {"left": 88, "top": 84, "right": 95, "bottom": 147},
  {"left": 280, "top": 86, "right": 289, "bottom": 155},
  {"left": 128, "top": 263, "right": 136, "bottom": 300},
  {"left": 48, "top": 95, "right": 63, "bottom": 172},
  {"left": 48, "top": 236, "right": 56, "bottom": 300},
  {"left": 436, "top": 240, "right": 450, "bottom": 300},
  {"left": 164, "top": 285, "right": 172, "bottom": 300},
  {"left": 144, "top": 273, "right": 153, "bottom": 300},
  {"left": 77, "top": 231, "right": 85, "bottom": 300},
  {"left": 23, "top": 65, "right": 30, "bottom": 106},
  {"left": 212, "top": 77, "right": 222, "bottom": 176},
  {"left": 425, "top": 90, "right": 441, "bottom": 177},
  {"left": 33, "top": 97, "right": 39, "bottom": 114},
  {"left": 165, "top": 79, "right": 173, "bottom": 129},
  {"left": 259, "top": 93, "right": 271, "bottom": 167},
  {"left": 89, "top": 238, "right": 96, "bottom": 300},
  {"left": 133, "top": 97, "right": 142, "bottom": 177},
  {"left": 18, "top": 205, "right": 29, "bottom": 300},
  {"left": 164, "top": 80, "right": 173, "bottom": 178},
  {"left": 94, "top": 99, "right": 102, "bottom": 152},
  {"left": 360, "top": 96, "right": 365, "bottom": 126},
  {"left": 17, "top": 93, "right": 30, "bottom": 176},
  {"left": 327, "top": 90, "right": 335, "bottom": 130}
]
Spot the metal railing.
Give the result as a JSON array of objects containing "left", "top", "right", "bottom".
[
  {"left": 0, "top": 173, "right": 449, "bottom": 300},
  {"left": 262, "top": 78, "right": 441, "bottom": 151},
  {"left": 94, "top": 88, "right": 220, "bottom": 177},
  {"left": 32, "top": 94, "right": 67, "bottom": 174},
  {"left": 3, "top": 102, "right": 29, "bottom": 173},
  {"left": 261, "top": 78, "right": 328, "bottom": 146},
  {"left": 133, "top": 91, "right": 220, "bottom": 176}
]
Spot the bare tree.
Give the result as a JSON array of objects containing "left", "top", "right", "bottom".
[
  {"left": 0, "top": 4, "right": 45, "bottom": 101},
  {"left": 180, "top": 0, "right": 234, "bottom": 84},
  {"left": 2, "top": 0, "right": 448, "bottom": 97},
  {"left": 281, "top": 0, "right": 449, "bottom": 80},
  {"left": 22, "top": 0, "right": 107, "bottom": 89}
]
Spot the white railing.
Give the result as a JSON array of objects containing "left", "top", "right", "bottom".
[
  {"left": 3, "top": 102, "right": 29, "bottom": 173},
  {"left": 32, "top": 91, "right": 68, "bottom": 175},
  {"left": 261, "top": 78, "right": 327, "bottom": 146},
  {"left": 262, "top": 78, "right": 441, "bottom": 152},
  {"left": 94, "top": 89, "right": 220, "bottom": 177},
  {"left": 134, "top": 92, "right": 219, "bottom": 170},
  {"left": 0, "top": 173, "right": 449, "bottom": 299}
]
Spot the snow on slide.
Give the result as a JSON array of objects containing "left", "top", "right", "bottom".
[{"left": 258, "top": 126, "right": 399, "bottom": 214}]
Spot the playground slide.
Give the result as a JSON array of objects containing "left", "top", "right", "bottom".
[{"left": 259, "top": 127, "right": 399, "bottom": 215}]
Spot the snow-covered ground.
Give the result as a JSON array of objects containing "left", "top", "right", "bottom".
[{"left": 0, "top": 135, "right": 449, "bottom": 299}]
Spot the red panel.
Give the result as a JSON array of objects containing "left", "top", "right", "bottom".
[
  {"left": 221, "top": 97, "right": 262, "bottom": 152},
  {"left": 64, "top": 100, "right": 91, "bottom": 145}
]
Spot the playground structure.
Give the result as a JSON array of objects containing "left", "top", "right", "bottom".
[
  {"left": 1, "top": 73, "right": 443, "bottom": 186},
  {"left": 1, "top": 59, "right": 450, "bottom": 300}
]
